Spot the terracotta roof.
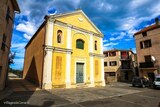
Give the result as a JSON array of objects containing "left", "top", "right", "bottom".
[
  {"left": 103, "top": 49, "right": 133, "bottom": 53},
  {"left": 134, "top": 24, "right": 160, "bottom": 36}
]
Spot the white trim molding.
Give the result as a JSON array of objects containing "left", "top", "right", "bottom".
[
  {"left": 101, "top": 58, "right": 106, "bottom": 86},
  {"left": 89, "top": 56, "right": 95, "bottom": 87},
  {"left": 65, "top": 53, "right": 71, "bottom": 88},
  {"left": 42, "top": 20, "right": 53, "bottom": 89},
  {"left": 67, "top": 25, "right": 72, "bottom": 49},
  {"left": 89, "top": 34, "right": 93, "bottom": 53},
  {"left": 100, "top": 38, "right": 103, "bottom": 54}
]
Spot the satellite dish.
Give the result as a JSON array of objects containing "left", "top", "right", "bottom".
[{"left": 151, "top": 56, "right": 156, "bottom": 62}]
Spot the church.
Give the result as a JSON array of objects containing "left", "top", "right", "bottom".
[{"left": 23, "top": 9, "right": 105, "bottom": 89}]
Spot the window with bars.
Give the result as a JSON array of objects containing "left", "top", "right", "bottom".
[{"left": 76, "top": 39, "right": 84, "bottom": 49}]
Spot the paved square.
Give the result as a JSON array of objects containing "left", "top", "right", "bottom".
[{"left": 0, "top": 82, "right": 159, "bottom": 107}]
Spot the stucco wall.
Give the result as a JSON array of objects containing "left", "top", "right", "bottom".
[{"left": 23, "top": 25, "right": 45, "bottom": 87}]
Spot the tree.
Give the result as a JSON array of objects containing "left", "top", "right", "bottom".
[{"left": 9, "top": 52, "right": 16, "bottom": 65}]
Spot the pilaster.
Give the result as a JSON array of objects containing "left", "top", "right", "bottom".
[
  {"left": 42, "top": 20, "right": 53, "bottom": 89},
  {"left": 65, "top": 25, "right": 72, "bottom": 88},
  {"left": 89, "top": 34, "right": 95, "bottom": 87}
]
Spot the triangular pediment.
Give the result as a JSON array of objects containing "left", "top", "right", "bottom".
[{"left": 51, "top": 10, "right": 102, "bottom": 35}]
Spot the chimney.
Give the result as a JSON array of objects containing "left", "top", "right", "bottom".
[{"left": 155, "top": 18, "right": 159, "bottom": 25}]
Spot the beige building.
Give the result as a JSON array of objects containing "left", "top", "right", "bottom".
[
  {"left": 0, "top": 0, "right": 20, "bottom": 90},
  {"left": 103, "top": 49, "right": 137, "bottom": 83},
  {"left": 134, "top": 18, "right": 160, "bottom": 82}
]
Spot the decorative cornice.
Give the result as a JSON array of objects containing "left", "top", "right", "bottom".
[
  {"left": 89, "top": 52, "right": 105, "bottom": 58},
  {"left": 53, "top": 19, "right": 103, "bottom": 38},
  {"left": 43, "top": 45, "right": 72, "bottom": 53}
]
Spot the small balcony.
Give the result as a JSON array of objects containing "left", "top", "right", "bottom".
[
  {"left": 121, "top": 66, "right": 131, "bottom": 70},
  {"left": 139, "top": 62, "right": 154, "bottom": 68},
  {"left": 121, "top": 56, "right": 130, "bottom": 60},
  {"left": 121, "top": 61, "right": 131, "bottom": 70}
]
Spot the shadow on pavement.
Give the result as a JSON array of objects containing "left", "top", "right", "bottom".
[{"left": 0, "top": 79, "right": 56, "bottom": 107}]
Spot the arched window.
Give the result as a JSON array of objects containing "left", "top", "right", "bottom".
[
  {"left": 76, "top": 39, "right": 84, "bottom": 49},
  {"left": 57, "top": 30, "right": 62, "bottom": 43},
  {"left": 95, "top": 40, "right": 97, "bottom": 50}
]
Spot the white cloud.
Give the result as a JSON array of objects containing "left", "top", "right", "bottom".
[
  {"left": 103, "top": 42, "right": 118, "bottom": 51},
  {"left": 119, "top": 17, "right": 137, "bottom": 31},
  {"left": 130, "top": 0, "right": 150, "bottom": 9},
  {"left": 15, "top": 52, "right": 25, "bottom": 58},
  {"left": 72, "top": 0, "right": 81, "bottom": 8},
  {"left": 98, "top": 2, "right": 113, "bottom": 11},
  {"left": 103, "top": 39, "right": 108, "bottom": 43},
  {"left": 23, "top": 34, "right": 32, "bottom": 40},
  {"left": 150, "top": 2, "right": 160, "bottom": 17},
  {"left": 16, "top": 21, "right": 37, "bottom": 36},
  {"left": 110, "top": 32, "right": 126, "bottom": 41},
  {"left": 103, "top": 42, "right": 119, "bottom": 47},
  {"left": 11, "top": 43, "right": 26, "bottom": 51},
  {"left": 124, "top": 38, "right": 132, "bottom": 41},
  {"left": 10, "top": 58, "right": 24, "bottom": 70},
  {"left": 132, "top": 48, "right": 136, "bottom": 53}
]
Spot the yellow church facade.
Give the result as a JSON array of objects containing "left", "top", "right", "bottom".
[{"left": 23, "top": 10, "right": 105, "bottom": 89}]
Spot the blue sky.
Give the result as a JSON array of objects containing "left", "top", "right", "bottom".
[{"left": 10, "top": 0, "right": 160, "bottom": 70}]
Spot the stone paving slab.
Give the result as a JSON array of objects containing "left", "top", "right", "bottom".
[
  {"left": 0, "top": 90, "right": 71, "bottom": 107},
  {"left": 79, "top": 97, "right": 143, "bottom": 107},
  {"left": 49, "top": 86, "right": 142, "bottom": 103},
  {"left": 9, "top": 78, "right": 41, "bottom": 92}
]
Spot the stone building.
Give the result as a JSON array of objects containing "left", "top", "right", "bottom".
[
  {"left": 103, "top": 49, "right": 137, "bottom": 83},
  {"left": 134, "top": 18, "right": 160, "bottom": 82},
  {"left": 0, "top": 0, "right": 20, "bottom": 90},
  {"left": 23, "top": 10, "right": 105, "bottom": 89}
]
